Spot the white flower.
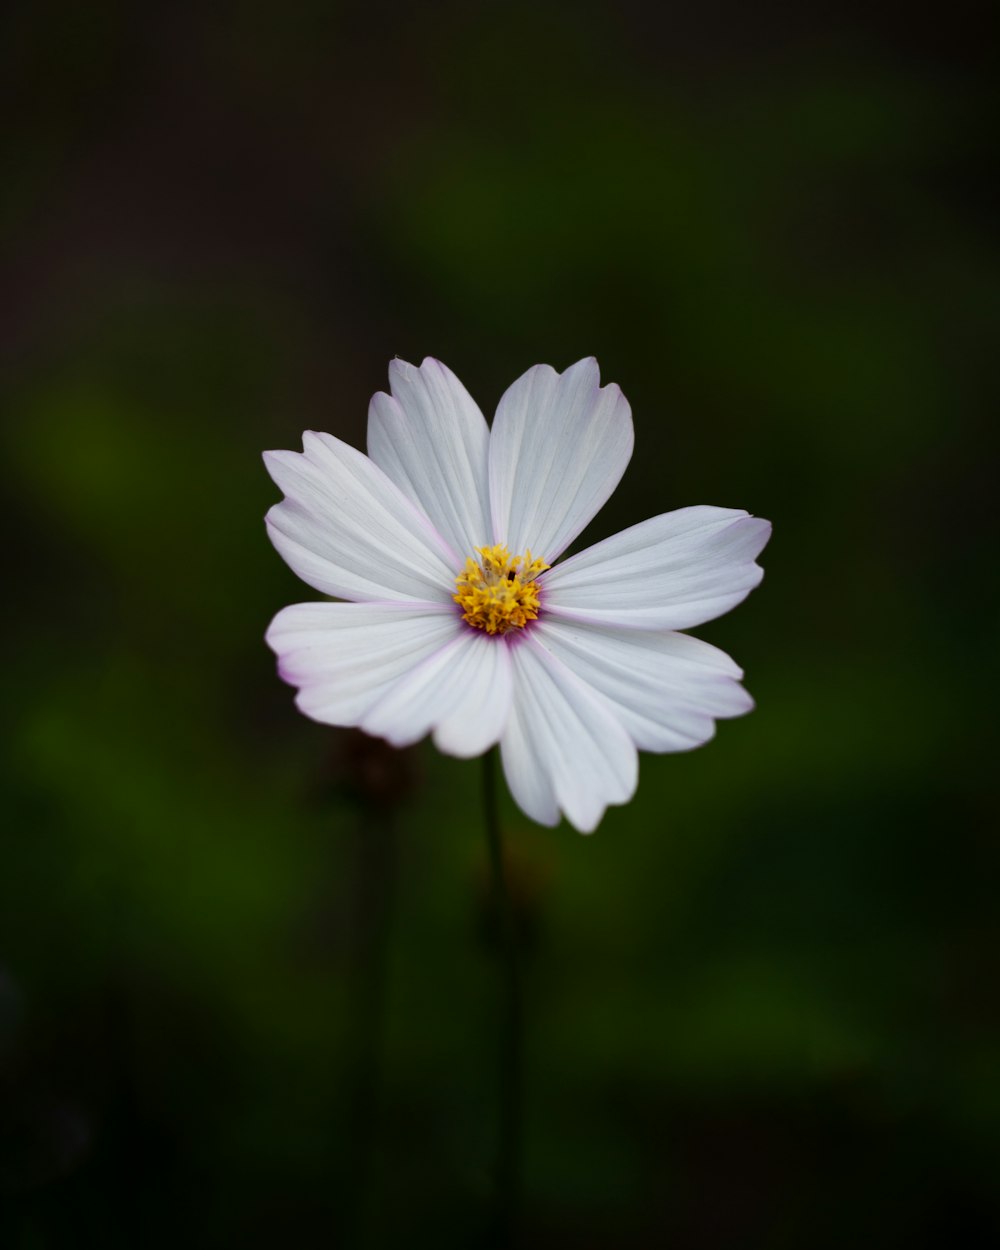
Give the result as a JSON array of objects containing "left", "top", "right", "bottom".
[{"left": 264, "top": 358, "right": 770, "bottom": 833}]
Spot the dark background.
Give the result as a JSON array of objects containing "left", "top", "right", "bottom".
[{"left": 2, "top": 1, "right": 998, "bottom": 1246}]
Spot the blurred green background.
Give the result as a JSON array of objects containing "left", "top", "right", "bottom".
[{"left": 2, "top": 1, "right": 998, "bottom": 1246}]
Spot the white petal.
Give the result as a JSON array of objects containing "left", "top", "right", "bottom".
[
  {"left": 488, "top": 358, "right": 634, "bottom": 562},
  {"left": 543, "top": 506, "right": 771, "bottom": 629},
  {"left": 534, "top": 620, "right": 754, "bottom": 753},
  {"left": 501, "top": 637, "right": 638, "bottom": 833},
  {"left": 266, "top": 602, "right": 461, "bottom": 725},
  {"left": 367, "top": 358, "right": 493, "bottom": 562},
  {"left": 362, "top": 628, "right": 513, "bottom": 757},
  {"left": 264, "top": 432, "right": 457, "bottom": 602}
]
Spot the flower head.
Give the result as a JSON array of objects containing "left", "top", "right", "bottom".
[
  {"left": 453, "top": 545, "right": 550, "bottom": 634},
  {"left": 265, "top": 358, "right": 771, "bottom": 832}
]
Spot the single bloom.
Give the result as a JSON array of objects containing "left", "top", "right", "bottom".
[{"left": 264, "top": 358, "right": 771, "bottom": 833}]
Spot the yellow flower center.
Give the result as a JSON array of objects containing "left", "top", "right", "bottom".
[{"left": 453, "top": 544, "right": 551, "bottom": 635}]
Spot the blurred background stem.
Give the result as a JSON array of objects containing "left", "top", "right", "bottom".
[{"left": 342, "top": 797, "right": 399, "bottom": 1247}]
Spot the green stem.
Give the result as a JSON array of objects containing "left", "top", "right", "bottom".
[{"left": 482, "top": 748, "right": 522, "bottom": 1247}]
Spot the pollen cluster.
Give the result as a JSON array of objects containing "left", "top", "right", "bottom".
[{"left": 453, "top": 544, "right": 551, "bottom": 635}]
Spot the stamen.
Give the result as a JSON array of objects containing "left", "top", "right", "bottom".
[{"left": 453, "top": 544, "right": 550, "bottom": 635}]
